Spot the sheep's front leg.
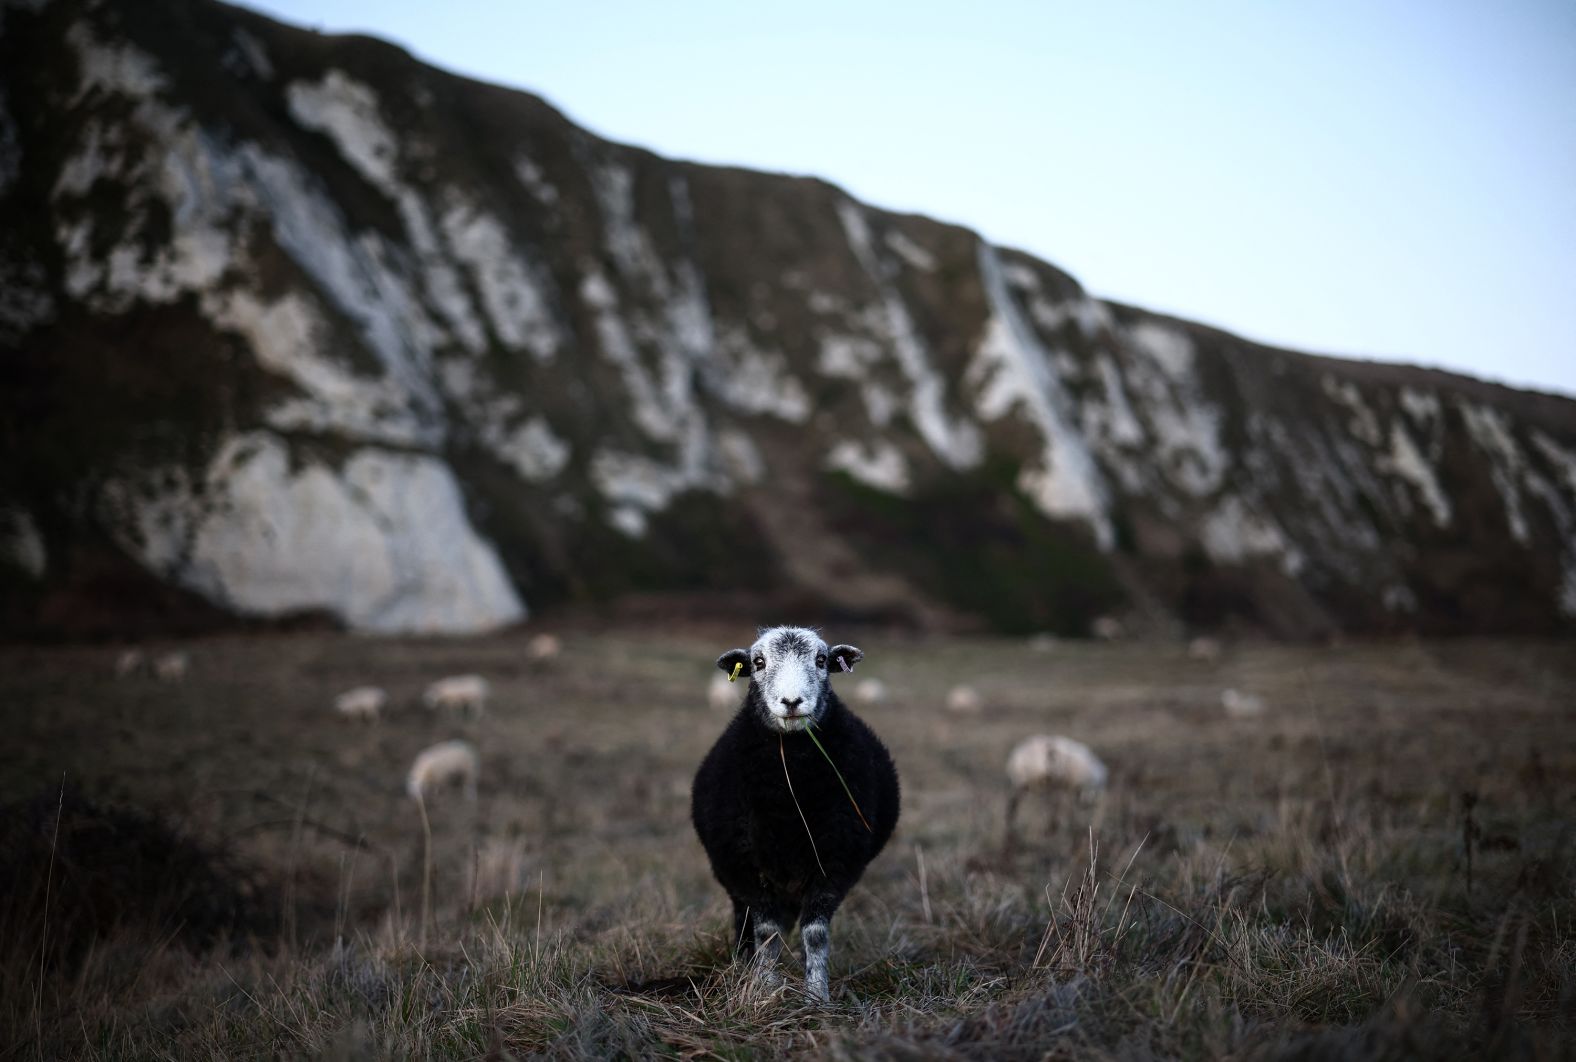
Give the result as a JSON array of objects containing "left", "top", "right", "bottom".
[
  {"left": 801, "top": 918, "right": 831, "bottom": 1002},
  {"left": 800, "top": 891, "right": 846, "bottom": 1003},
  {"left": 751, "top": 915, "right": 787, "bottom": 985},
  {"left": 745, "top": 901, "right": 794, "bottom": 982}
]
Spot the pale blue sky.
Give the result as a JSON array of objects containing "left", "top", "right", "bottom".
[{"left": 245, "top": 1, "right": 1576, "bottom": 397}]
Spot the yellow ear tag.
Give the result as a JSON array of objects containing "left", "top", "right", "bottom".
[{"left": 729, "top": 662, "right": 743, "bottom": 682}]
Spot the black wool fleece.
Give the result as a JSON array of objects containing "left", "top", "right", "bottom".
[{"left": 691, "top": 628, "right": 900, "bottom": 973}]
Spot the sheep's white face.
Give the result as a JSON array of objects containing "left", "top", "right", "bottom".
[
  {"left": 716, "top": 627, "right": 864, "bottom": 733},
  {"left": 751, "top": 627, "right": 827, "bottom": 731}
]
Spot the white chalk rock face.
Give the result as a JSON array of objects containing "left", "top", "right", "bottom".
[{"left": 125, "top": 433, "right": 524, "bottom": 633}]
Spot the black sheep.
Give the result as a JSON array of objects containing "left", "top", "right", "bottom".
[{"left": 691, "top": 626, "right": 900, "bottom": 1001}]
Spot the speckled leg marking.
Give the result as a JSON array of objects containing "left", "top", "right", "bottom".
[
  {"left": 802, "top": 919, "right": 830, "bottom": 1002},
  {"left": 752, "top": 918, "right": 785, "bottom": 982}
]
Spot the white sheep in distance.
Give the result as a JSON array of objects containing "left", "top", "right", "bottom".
[
  {"left": 154, "top": 651, "right": 189, "bottom": 682},
  {"left": 853, "top": 677, "right": 888, "bottom": 705},
  {"left": 526, "top": 633, "right": 561, "bottom": 661},
  {"left": 708, "top": 671, "right": 738, "bottom": 711},
  {"left": 406, "top": 739, "right": 480, "bottom": 803},
  {"left": 1187, "top": 637, "right": 1223, "bottom": 662},
  {"left": 1005, "top": 734, "right": 1108, "bottom": 843},
  {"left": 114, "top": 649, "right": 145, "bottom": 678},
  {"left": 1092, "top": 616, "right": 1124, "bottom": 641},
  {"left": 945, "top": 684, "right": 983, "bottom": 715},
  {"left": 1221, "top": 688, "right": 1266, "bottom": 718},
  {"left": 334, "top": 685, "right": 387, "bottom": 722},
  {"left": 423, "top": 674, "right": 489, "bottom": 717}
]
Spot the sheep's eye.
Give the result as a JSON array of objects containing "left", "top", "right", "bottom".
[
  {"left": 753, "top": 656, "right": 765, "bottom": 670},
  {"left": 815, "top": 653, "right": 827, "bottom": 668}
]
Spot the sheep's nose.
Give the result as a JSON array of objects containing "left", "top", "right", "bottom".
[{"left": 781, "top": 696, "right": 803, "bottom": 713}]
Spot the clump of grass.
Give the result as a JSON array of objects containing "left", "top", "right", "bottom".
[
  {"left": 1032, "top": 831, "right": 1139, "bottom": 977},
  {"left": 0, "top": 786, "right": 277, "bottom": 1055},
  {"left": 18, "top": 822, "right": 1571, "bottom": 1059},
  {"left": 0, "top": 786, "right": 273, "bottom": 973}
]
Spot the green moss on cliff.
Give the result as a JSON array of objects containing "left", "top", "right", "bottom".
[{"left": 819, "top": 460, "right": 1124, "bottom": 634}]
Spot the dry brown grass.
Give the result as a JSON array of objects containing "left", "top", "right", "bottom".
[{"left": 0, "top": 630, "right": 1571, "bottom": 1058}]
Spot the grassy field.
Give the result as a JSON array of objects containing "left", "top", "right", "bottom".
[{"left": 1, "top": 629, "right": 1572, "bottom": 1059}]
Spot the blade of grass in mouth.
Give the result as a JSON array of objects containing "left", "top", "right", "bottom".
[
  {"left": 806, "top": 723, "right": 873, "bottom": 833},
  {"left": 780, "top": 735, "right": 827, "bottom": 878}
]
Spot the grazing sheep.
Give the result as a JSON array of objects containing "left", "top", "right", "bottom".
[
  {"left": 526, "top": 633, "right": 562, "bottom": 661},
  {"left": 1221, "top": 688, "right": 1266, "bottom": 718},
  {"left": 1005, "top": 735, "right": 1107, "bottom": 841},
  {"left": 708, "top": 672, "right": 739, "bottom": 711},
  {"left": 1092, "top": 616, "right": 1124, "bottom": 641},
  {"left": 114, "top": 649, "right": 145, "bottom": 678},
  {"left": 422, "top": 675, "right": 489, "bottom": 717},
  {"left": 1187, "top": 637, "right": 1223, "bottom": 662},
  {"left": 692, "top": 627, "right": 900, "bottom": 1003},
  {"left": 406, "top": 739, "right": 480, "bottom": 803},
  {"left": 945, "top": 684, "right": 983, "bottom": 715},
  {"left": 853, "top": 677, "right": 888, "bottom": 705},
  {"left": 334, "top": 685, "right": 387, "bottom": 722},
  {"left": 154, "top": 651, "right": 189, "bottom": 682}
]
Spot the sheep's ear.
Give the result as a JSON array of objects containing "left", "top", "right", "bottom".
[
  {"left": 716, "top": 649, "right": 751, "bottom": 676},
  {"left": 829, "top": 644, "right": 863, "bottom": 673}
]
